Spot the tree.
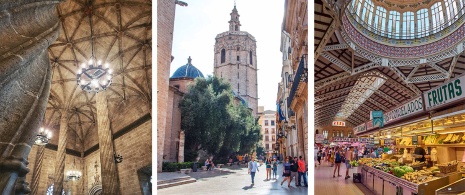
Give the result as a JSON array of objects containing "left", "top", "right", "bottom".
[{"left": 179, "top": 76, "right": 262, "bottom": 162}]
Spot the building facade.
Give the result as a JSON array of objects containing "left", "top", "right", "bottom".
[
  {"left": 213, "top": 5, "right": 259, "bottom": 117},
  {"left": 277, "top": 0, "right": 308, "bottom": 162},
  {"left": 259, "top": 110, "right": 277, "bottom": 157}
]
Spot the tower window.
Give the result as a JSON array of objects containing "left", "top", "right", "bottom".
[
  {"left": 237, "top": 83, "right": 239, "bottom": 92},
  {"left": 235, "top": 25, "right": 238, "bottom": 31},
  {"left": 237, "top": 47, "right": 240, "bottom": 51},
  {"left": 237, "top": 72, "right": 239, "bottom": 78},
  {"left": 237, "top": 56, "right": 240, "bottom": 62},
  {"left": 249, "top": 51, "right": 253, "bottom": 64},
  {"left": 221, "top": 49, "right": 225, "bottom": 63}
]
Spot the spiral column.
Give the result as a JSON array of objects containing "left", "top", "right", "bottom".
[
  {"left": 30, "top": 145, "right": 45, "bottom": 195},
  {"left": 53, "top": 113, "right": 69, "bottom": 195},
  {"left": 0, "top": 1, "right": 61, "bottom": 193},
  {"left": 96, "top": 92, "right": 121, "bottom": 194}
]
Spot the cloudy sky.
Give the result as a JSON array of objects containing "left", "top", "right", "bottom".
[{"left": 170, "top": 0, "right": 285, "bottom": 111}]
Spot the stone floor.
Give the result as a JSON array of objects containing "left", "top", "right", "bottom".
[
  {"left": 314, "top": 160, "right": 374, "bottom": 195},
  {"left": 157, "top": 163, "right": 308, "bottom": 194}
]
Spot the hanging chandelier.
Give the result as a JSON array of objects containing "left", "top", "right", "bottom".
[
  {"left": 67, "top": 159, "right": 82, "bottom": 181},
  {"left": 66, "top": 170, "right": 82, "bottom": 181},
  {"left": 76, "top": 0, "right": 113, "bottom": 93},
  {"left": 34, "top": 127, "right": 52, "bottom": 145},
  {"left": 76, "top": 59, "right": 113, "bottom": 93}
]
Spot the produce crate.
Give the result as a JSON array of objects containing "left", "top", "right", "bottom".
[
  {"left": 410, "top": 162, "right": 427, "bottom": 171},
  {"left": 353, "top": 173, "right": 361, "bottom": 183},
  {"left": 438, "top": 164, "right": 458, "bottom": 174}
]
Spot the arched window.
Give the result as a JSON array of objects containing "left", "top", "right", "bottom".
[
  {"left": 445, "top": 0, "right": 458, "bottom": 24},
  {"left": 388, "top": 11, "right": 400, "bottom": 38},
  {"left": 375, "top": 6, "right": 387, "bottom": 36},
  {"left": 220, "top": 49, "right": 225, "bottom": 63},
  {"left": 417, "top": 9, "right": 429, "bottom": 37},
  {"left": 402, "top": 12, "right": 414, "bottom": 39},
  {"left": 431, "top": 2, "right": 444, "bottom": 33},
  {"left": 235, "top": 25, "right": 238, "bottom": 31},
  {"left": 249, "top": 51, "right": 253, "bottom": 65},
  {"left": 365, "top": 0, "right": 375, "bottom": 28}
]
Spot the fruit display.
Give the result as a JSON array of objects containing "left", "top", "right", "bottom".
[
  {"left": 442, "top": 133, "right": 462, "bottom": 144},
  {"left": 401, "top": 170, "right": 437, "bottom": 184},
  {"left": 438, "top": 160, "right": 458, "bottom": 166},
  {"left": 393, "top": 166, "right": 414, "bottom": 177},
  {"left": 349, "top": 160, "right": 359, "bottom": 167},
  {"left": 399, "top": 137, "right": 412, "bottom": 145},
  {"left": 423, "top": 135, "right": 439, "bottom": 145}
]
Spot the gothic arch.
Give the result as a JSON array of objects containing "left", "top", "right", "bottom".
[{"left": 88, "top": 184, "right": 102, "bottom": 195}]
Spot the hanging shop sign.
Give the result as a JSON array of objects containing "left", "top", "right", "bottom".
[
  {"left": 371, "top": 111, "right": 384, "bottom": 128},
  {"left": 366, "top": 120, "right": 378, "bottom": 131},
  {"left": 384, "top": 139, "right": 395, "bottom": 145},
  {"left": 332, "top": 121, "right": 346, "bottom": 126},
  {"left": 354, "top": 123, "right": 367, "bottom": 134},
  {"left": 316, "top": 134, "right": 324, "bottom": 143},
  {"left": 384, "top": 96, "right": 424, "bottom": 124},
  {"left": 424, "top": 75, "right": 465, "bottom": 110}
]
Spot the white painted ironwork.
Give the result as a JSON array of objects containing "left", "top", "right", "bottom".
[
  {"left": 391, "top": 67, "right": 408, "bottom": 81},
  {"left": 315, "top": 87, "right": 352, "bottom": 102},
  {"left": 320, "top": 52, "right": 352, "bottom": 73},
  {"left": 315, "top": 20, "right": 337, "bottom": 63},
  {"left": 352, "top": 62, "right": 381, "bottom": 75},
  {"left": 374, "top": 90, "right": 400, "bottom": 105},
  {"left": 366, "top": 98, "right": 389, "bottom": 111},
  {"left": 323, "top": 44, "right": 349, "bottom": 51},
  {"left": 389, "top": 59, "right": 422, "bottom": 67},
  {"left": 315, "top": 72, "right": 352, "bottom": 89},
  {"left": 407, "top": 65, "right": 421, "bottom": 80},
  {"left": 315, "top": 96, "right": 347, "bottom": 110},
  {"left": 408, "top": 74, "right": 447, "bottom": 83},
  {"left": 447, "top": 56, "right": 459, "bottom": 80},
  {"left": 429, "top": 63, "right": 450, "bottom": 77},
  {"left": 384, "top": 79, "right": 417, "bottom": 97}
]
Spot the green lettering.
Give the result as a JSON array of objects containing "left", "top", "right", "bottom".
[
  {"left": 448, "top": 83, "right": 455, "bottom": 99},
  {"left": 437, "top": 88, "right": 443, "bottom": 103},
  {"left": 442, "top": 85, "right": 448, "bottom": 101},
  {"left": 428, "top": 92, "right": 432, "bottom": 107},
  {"left": 455, "top": 79, "right": 462, "bottom": 96},
  {"left": 432, "top": 90, "right": 438, "bottom": 105},
  {"left": 418, "top": 99, "right": 423, "bottom": 110}
]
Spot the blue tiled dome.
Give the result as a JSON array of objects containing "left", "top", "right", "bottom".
[{"left": 171, "top": 56, "right": 204, "bottom": 79}]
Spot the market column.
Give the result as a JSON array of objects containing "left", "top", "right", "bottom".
[
  {"left": 0, "top": 1, "right": 61, "bottom": 193},
  {"left": 96, "top": 92, "right": 121, "bottom": 194},
  {"left": 30, "top": 145, "right": 45, "bottom": 195},
  {"left": 53, "top": 112, "right": 69, "bottom": 195}
]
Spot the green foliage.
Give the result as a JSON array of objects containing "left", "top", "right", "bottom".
[
  {"left": 162, "top": 162, "right": 196, "bottom": 172},
  {"left": 184, "top": 149, "right": 199, "bottom": 162},
  {"left": 179, "top": 76, "right": 262, "bottom": 161},
  {"left": 256, "top": 145, "right": 265, "bottom": 157}
]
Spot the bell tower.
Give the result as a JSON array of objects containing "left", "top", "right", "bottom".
[{"left": 213, "top": 4, "right": 259, "bottom": 117}]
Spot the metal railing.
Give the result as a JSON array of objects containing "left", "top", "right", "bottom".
[
  {"left": 287, "top": 56, "right": 306, "bottom": 108},
  {"left": 346, "top": 5, "right": 465, "bottom": 40}
]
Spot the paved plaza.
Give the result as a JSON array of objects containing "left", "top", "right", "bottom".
[{"left": 158, "top": 163, "right": 308, "bottom": 195}]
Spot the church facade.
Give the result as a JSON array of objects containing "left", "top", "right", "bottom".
[{"left": 213, "top": 6, "right": 259, "bottom": 117}]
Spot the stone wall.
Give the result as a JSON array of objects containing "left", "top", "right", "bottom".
[
  {"left": 114, "top": 119, "right": 152, "bottom": 194},
  {"left": 164, "top": 86, "right": 183, "bottom": 162},
  {"left": 157, "top": 0, "right": 177, "bottom": 172}
]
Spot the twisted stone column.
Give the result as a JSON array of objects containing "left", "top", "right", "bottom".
[
  {"left": 96, "top": 92, "right": 121, "bottom": 194},
  {"left": 30, "top": 145, "right": 45, "bottom": 195},
  {"left": 53, "top": 113, "right": 69, "bottom": 195},
  {"left": 0, "top": 1, "right": 61, "bottom": 193}
]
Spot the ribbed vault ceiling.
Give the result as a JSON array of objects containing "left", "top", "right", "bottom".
[{"left": 44, "top": 0, "right": 152, "bottom": 149}]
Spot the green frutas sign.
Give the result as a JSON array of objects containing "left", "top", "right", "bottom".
[{"left": 424, "top": 76, "right": 464, "bottom": 110}]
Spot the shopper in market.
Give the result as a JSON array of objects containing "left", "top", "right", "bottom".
[
  {"left": 413, "top": 143, "right": 427, "bottom": 162},
  {"left": 317, "top": 149, "right": 322, "bottom": 165},
  {"left": 344, "top": 146, "right": 354, "bottom": 179},
  {"left": 333, "top": 147, "right": 342, "bottom": 178}
]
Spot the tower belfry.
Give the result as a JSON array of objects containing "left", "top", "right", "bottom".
[{"left": 213, "top": 4, "right": 259, "bottom": 117}]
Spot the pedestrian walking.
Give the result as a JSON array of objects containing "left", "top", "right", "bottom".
[
  {"left": 333, "top": 147, "right": 342, "bottom": 178},
  {"left": 290, "top": 156, "right": 299, "bottom": 186},
  {"left": 265, "top": 158, "right": 272, "bottom": 180},
  {"left": 280, "top": 157, "right": 292, "bottom": 187},
  {"left": 297, "top": 156, "right": 308, "bottom": 187},
  {"left": 314, "top": 147, "right": 318, "bottom": 167},
  {"left": 272, "top": 158, "right": 278, "bottom": 179},
  {"left": 248, "top": 156, "right": 259, "bottom": 185},
  {"left": 345, "top": 147, "right": 354, "bottom": 179},
  {"left": 317, "top": 150, "right": 322, "bottom": 165}
]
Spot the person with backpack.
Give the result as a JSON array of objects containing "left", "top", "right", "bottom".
[
  {"left": 317, "top": 150, "right": 322, "bottom": 165},
  {"left": 333, "top": 147, "right": 342, "bottom": 178}
]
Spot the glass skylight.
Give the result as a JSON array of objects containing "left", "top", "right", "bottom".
[{"left": 348, "top": 0, "right": 465, "bottom": 39}]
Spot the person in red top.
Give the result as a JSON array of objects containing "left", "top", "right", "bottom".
[{"left": 297, "top": 156, "right": 308, "bottom": 187}]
